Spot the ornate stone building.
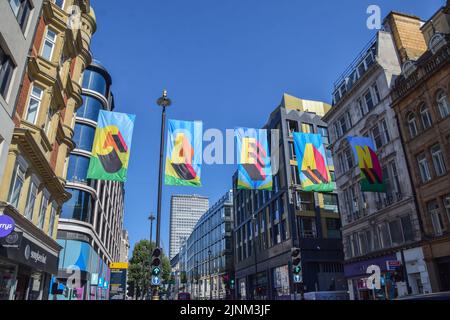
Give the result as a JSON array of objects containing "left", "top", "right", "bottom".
[
  {"left": 390, "top": 3, "right": 450, "bottom": 292},
  {"left": 0, "top": 0, "right": 96, "bottom": 300}
]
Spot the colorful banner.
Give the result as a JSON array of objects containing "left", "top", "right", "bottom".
[
  {"left": 87, "top": 110, "right": 135, "bottom": 182},
  {"left": 235, "top": 128, "right": 273, "bottom": 190},
  {"left": 293, "top": 133, "right": 334, "bottom": 192},
  {"left": 165, "top": 119, "right": 203, "bottom": 186},
  {"left": 347, "top": 136, "right": 386, "bottom": 192}
]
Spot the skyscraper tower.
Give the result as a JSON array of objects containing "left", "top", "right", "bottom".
[{"left": 169, "top": 195, "right": 209, "bottom": 260}]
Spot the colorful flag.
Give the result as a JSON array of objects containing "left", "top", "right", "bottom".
[
  {"left": 293, "top": 133, "right": 334, "bottom": 192},
  {"left": 165, "top": 119, "right": 203, "bottom": 187},
  {"left": 235, "top": 128, "right": 273, "bottom": 190},
  {"left": 87, "top": 111, "right": 135, "bottom": 182},
  {"left": 347, "top": 136, "right": 386, "bottom": 192}
]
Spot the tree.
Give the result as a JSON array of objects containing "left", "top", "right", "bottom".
[{"left": 128, "top": 240, "right": 171, "bottom": 299}]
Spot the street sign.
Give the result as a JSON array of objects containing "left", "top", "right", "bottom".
[
  {"left": 151, "top": 275, "right": 161, "bottom": 286},
  {"left": 386, "top": 260, "right": 401, "bottom": 271}
]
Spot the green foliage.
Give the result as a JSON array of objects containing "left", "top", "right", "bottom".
[{"left": 128, "top": 240, "right": 171, "bottom": 299}]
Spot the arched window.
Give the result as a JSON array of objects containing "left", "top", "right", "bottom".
[
  {"left": 407, "top": 113, "right": 418, "bottom": 138},
  {"left": 437, "top": 90, "right": 450, "bottom": 119},
  {"left": 420, "top": 104, "right": 432, "bottom": 129}
]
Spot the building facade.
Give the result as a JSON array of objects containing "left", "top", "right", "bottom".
[
  {"left": 0, "top": 0, "right": 44, "bottom": 185},
  {"left": 51, "top": 60, "right": 125, "bottom": 300},
  {"left": 178, "top": 191, "right": 234, "bottom": 300},
  {"left": 169, "top": 194, "right": 209, "bottom": 260},
  {"left": 233, "top": 94, "right": 346, "bottom": 300},
  {"left": 324, "top": 14, "right": 431, "bottom": 300},
  {"left": 390, "top": 3, "right": 450, "bottom": 292},
  {"left": 0, "top": 0, "right": 95, "bottom": 300},
  {"left": 119, "top": 230, "right": 130, "bottom": 263}
]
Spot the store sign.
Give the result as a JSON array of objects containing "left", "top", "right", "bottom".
[
  {"left": 109, "top": 268, "right": 127, "bottom": 300},
  {"left": 386, "top": 260, "right": 401, "bottom": 271},
  {"left": 0, "top": 215, "right": 15, "bottom": 238},
  {"left": 0, "top": 231, "right": 23, "bottom": 249}
]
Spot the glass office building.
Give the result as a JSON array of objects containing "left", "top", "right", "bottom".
[
  {"left": 51, "top": 61, "right": 125, "bottom": 300},
  {"left": 178, "top": 191, "right": 234, "bottom": 300}
]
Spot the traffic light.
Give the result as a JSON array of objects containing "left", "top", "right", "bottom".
[
  {"left": 127, "top": 280, "right": 135, "bottom": 298},
  {"left": 151, "top": 247, "right": 162, "bottom": 286},
  {"left": 291, "top": 247, "right": 302, "bottom": 283},
  {"left": 230, "top": 278, "right": 235, "bottom": 290}
]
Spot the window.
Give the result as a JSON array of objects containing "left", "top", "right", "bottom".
[
  {"left": 357, "top": 98, "right": 366, "bottom": 118},
  {"left": 326, "top": 218, "right": 341, "bottom": 239},
  {"left": 437, "top": 90, "right": 450, "bottom": 119},
  {"left": 431, "top": 144, "right": 446, "bottom": 176},
  {"left": 318, "top": 126, "right": 329, "bottom": 144},
  {"left": 408, "top": 113, "right": 418, "bottom": 138},
  {"left": 54, "top": 0, "right": 64, "bottom": 9},
  {"left": 389, "top": 220, "right": 404, "bottom": 246},
  {"left": 417, "top": 153, "right": 432, "bottom": 183},
  {"left": 420, "top": 104, "right": 432, "bottom": 129},
  {"left": 9, "top": 0, "right": 32, "bottom": 33},
  {"left": 82, "top": 69, "right": 108, "bottom": 96},
  {"left": 401, "top": 215, "right": 415, "bottom": 242},
  {"left": 444, "top": 196, "right": 450, "bottom": 223},
  {"left": 0, "top": 46, "right": 16, "bottom": 99},
  {"left": 288, "top": 142, "right": 296, "bottom": 160},
  {"left": 302, "top": 123, "right": 314, "bottom": 134},
  {"left": 24, "top": 178, "right": 38, "bottom": 220},
  {"left": 338, "top": 114, "right": 349, "bottom": 134},
  {"left": 323, "top": 194, "right": 339, "bottom": 214},
  {"left": 372, "top": 125, "right": 383, "bottom": 149},
  {"left": 8, "top": 161, "right": 26, "bottom": 208},
  {"left": 77, "top": 95, "right": 103, "bottom": 121},
  {"left": 41, "top": 29, "right": 57, "bottom": 61},
  {"left": 73, "top": 123, "right": 96, "bottom": 151},
  {"left": 291, "top": 165, "right": 299, "bottom": 185},
  {"left": 48, "top": 203, "right": 57, "bottom": 237},
  {"left": 26, "top": 85, "right": 44, "bottom": 124},
  {"left": 364, "top": 90, "right": 374, "bottom": 111},
  {"left": 372, "top": 83, "right": 381, "bottom": 104},
  {"left": 38, "top": 192, "right": 49, "bottom": 229},
  {"left": 345, "top": 148, "right": 354, "bottom": 169},
  {"left": 67, "top": 154, "right": 91, "bottom": 183},
  {"left": 299, "top": 217, "right": 317, "bottom": 238},
  {"left": 428, "top": 201, "right": 444, "bottom": 236},
  {"left": 381, "top": 120, "right": 390, "bottom": 144},
  {"left": 378, "top": 223, "right": 391, "bottom": 248},
  {"left": 60, "top": 188, "right": 93, "bottom": 223}
]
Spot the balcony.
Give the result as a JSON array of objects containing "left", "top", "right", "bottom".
[
  {"left": 332, "top": 35, "right": 378, "bottom": 106},
  {"left": 43, "top": 0, "right": 68, "bottom": 32},
  {"left": 392, "top": 41, "right": 450, "bottom": 102},
  {"left": 28, "top": 56, "right": 58, "bottom": 87}
]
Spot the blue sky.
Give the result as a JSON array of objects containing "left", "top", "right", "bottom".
[{"left": 89, "top": 0, "right": 442, "bottom": 257}]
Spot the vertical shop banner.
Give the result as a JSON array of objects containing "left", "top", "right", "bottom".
[
  {"left": 87, "top": 110, "right": 136, "bottom": 182},
  {"left": 347, "top": 136, "right": 386, "bottom": 192},
  {"left": 165, "top": 119, "right": 203, "bottom": 187},
  {"left": 235, "top": 128, "right": 273, "bottom": 190},
  {"left": 293, "top": 133, "right": 334, "bottom": 192}
]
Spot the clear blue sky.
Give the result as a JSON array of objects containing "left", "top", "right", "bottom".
[{"left": 89, "top": 0, "right": 442, "bottom": 258}]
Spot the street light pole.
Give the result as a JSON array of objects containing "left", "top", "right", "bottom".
[
  {"left": 153, "top": 90, "right": 172, "bottom": 301},
  {"left": 149, "top": 214, "right": 156, "bottom": 244},
  {"left": 252, "top": 213, "right": 258, "bottom": 300}
]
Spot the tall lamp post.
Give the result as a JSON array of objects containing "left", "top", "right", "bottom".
[
  {"left": 252, "top": 213, "right": 258, "bottom": 300},
  {"left": 148, "top": 214, "right": 156, "bottom": 244},
  {"left": 153, "top": 90, "right": 171, "bottom": 301}
]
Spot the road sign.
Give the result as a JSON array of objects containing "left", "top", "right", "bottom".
[
  {"left": 386, "top": 260, "right": 401, "bottom": 271},
  {"left": 151, "top": 276, "right": 161, "bottom": 286}
]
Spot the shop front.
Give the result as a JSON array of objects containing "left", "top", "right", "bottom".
[
  {"left": 344, "top": 253, "right": 399, "bottom": 300},
  {"left": 0, "top": 204, "right": 60, "bottom": 300}
]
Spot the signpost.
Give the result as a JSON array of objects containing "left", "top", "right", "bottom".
[{"left": 109, "top": 262, "right": 129, "bottom": 300}]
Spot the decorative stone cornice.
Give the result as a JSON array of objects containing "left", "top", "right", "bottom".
[
  {"left": 11, "top": 127, "right": 71, "bottom": 204},
  {"left": 43, "top": 0, "right": 69, "bottom": 33}
]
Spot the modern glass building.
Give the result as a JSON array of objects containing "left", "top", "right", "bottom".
[
  {"left": 232, "top": 94, "right": 346, "bottom": 300},
  {"left": 178, "top": 191, "right": 234, "bottom": 300},
  {"left": 51, "top": 61, "right": 125, "bottom": 300}
]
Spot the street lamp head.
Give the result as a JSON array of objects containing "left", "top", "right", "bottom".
[{"left": 157, "top": 89, "right": 172, "bottom": 108}]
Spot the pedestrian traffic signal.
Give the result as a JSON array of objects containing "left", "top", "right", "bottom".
[
  {"left": 230, "top": 278, "right": 235, "bottom": 290},
  {"left": 151, "top": 247, "right": 162, "bottom": 275},
  {"left": 291, "top": 247, "right": 302, "bottom": 283}
]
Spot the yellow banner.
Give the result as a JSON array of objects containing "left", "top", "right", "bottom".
[{"left": 110, "top": 262, "right": 129, "bottom": 269}]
